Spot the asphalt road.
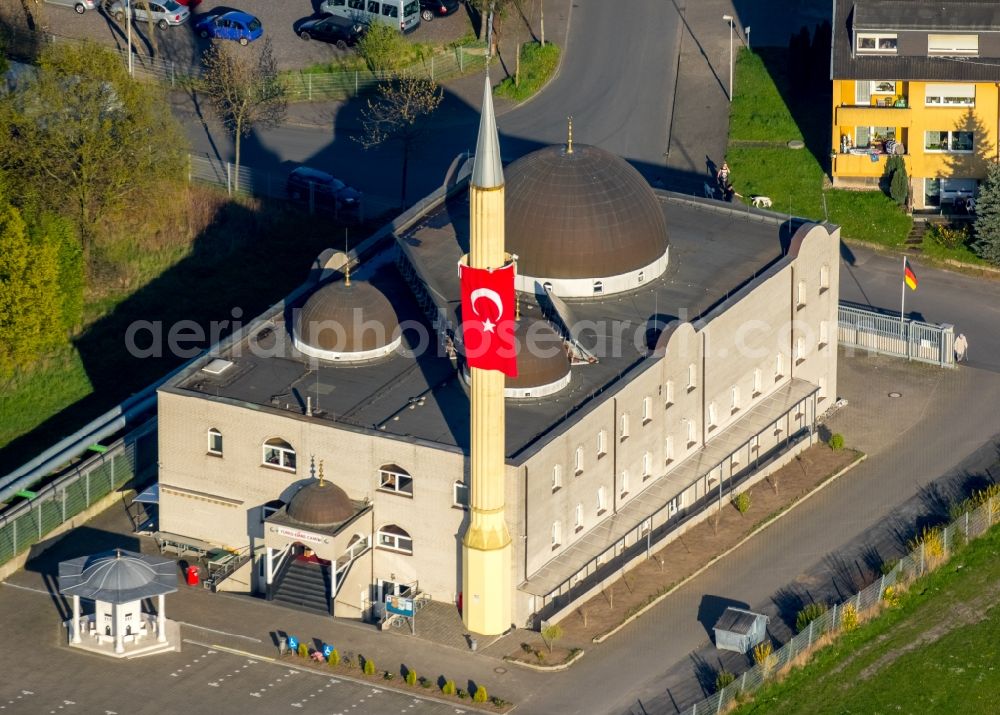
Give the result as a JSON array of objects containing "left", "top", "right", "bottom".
[{"left": 183, "top": 0, "right": 684, "bottom": 208}]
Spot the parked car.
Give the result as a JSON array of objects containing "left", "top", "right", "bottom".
[
  {"left": 297, "top": 14, "right": 365, "bottom": 49},
  {"left": 319, "top": 0, "right": 420, "bottom": 33},
  {"left": 174, "top": 0, "right": 201, "bottom": 5},
  {"left": 42, "top": 0, "right": 98, "bottom": 13},
  {"left": 107, "top": 0, "right": 190, "bottom": 29},
  {"left": 419, "top": 0, "right": 460, "bottom": 22},
  {"left": 286, "top": 167, "right": 363, "bottom": 212},
  {"left": 195, "top": 11, "right": 263, "bottom": 45}
]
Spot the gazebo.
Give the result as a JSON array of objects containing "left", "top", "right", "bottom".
[{"left": 58, "top": 549, "right": 178, "bottom": 657}]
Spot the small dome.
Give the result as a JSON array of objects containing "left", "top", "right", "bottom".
[
  {"left": 286, "top": 480, "right": 355, "bottom": 527},
  {"left": 505, "top": 144, "right": 669, "bottom": 285},
  {"left": 293, "top": 274, "right": 401, "bottom": 361},
  {"left": 505, "top": 318, "right": 571, "bottom": 398}
]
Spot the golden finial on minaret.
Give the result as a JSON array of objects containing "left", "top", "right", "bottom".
[
  {"left": 344, "top": 228, "right": 351, "bottom": 287},
  {"left": 566, "top": 116, "right": 574, "bottom": 154},
  {"left": 318, "top": 460, "right": 325, "bottom": 486},
  {"left": 515, "top": 292, "right": 521, "bottom": 321}
]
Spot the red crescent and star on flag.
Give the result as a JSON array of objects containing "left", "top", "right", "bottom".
[{"left": 459, "top": 262, "right": 519, "bottom": 377}]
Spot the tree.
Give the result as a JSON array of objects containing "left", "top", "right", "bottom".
[
  {"left": 356, "top": 75, "right": 443, "bottom": 206},
  {"left": 468, "top": 0, "right": 517, "bottom": 57},
  {"left": 889, "top": 164, "right": 909, "bottom": 207},
  {"left": 201, "top": 38, "right": 287, "bottom": 193},
  {"left": 356, "top": 22, "right": 407, "bottom": 75},
  {"left": 0, "top": 42, "right": 186, "bottom": 246},
  {"left": 540, "top": 622, "right": 563, "bottom": 653},
  {"left": 974, "top": 159, "right": 1000, "bottom": 265},
  {"left": 0, "top": 202, "right": 64, "bottom": 378}
]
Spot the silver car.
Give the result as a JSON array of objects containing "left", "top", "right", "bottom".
[
  {"left": 43, "top": 0, "right": 98, "bottom": 14},
  {"left": 107, "top": 0, "right": 190, "bottom": 29}
]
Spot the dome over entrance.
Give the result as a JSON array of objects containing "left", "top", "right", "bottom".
[
  {"left": 505, "top": 319, "right": 571, "bottom": 399},
  {"left": 505, "top": 144, "right": 669, "bottom": 297},
  {"left": 286, "top": 479, "right": 355, "bottom": 527},
  {"left": 293, "top": 274, "right": 401, "bottom": 361}
]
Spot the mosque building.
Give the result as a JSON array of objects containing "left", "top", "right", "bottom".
[{"left": 155, "top": 80, "right": 840, "bottom": 634}]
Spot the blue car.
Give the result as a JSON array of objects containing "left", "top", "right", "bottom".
[{"left": 195, "top": 11, "right": 262, "bottom": 45}]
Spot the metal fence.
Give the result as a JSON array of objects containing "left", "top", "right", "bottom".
[
  {"left": 686, "top": 495, "right": 997, "bottom": 714},
  {"left": 0, "top": 420, "right": 158, "bottom": 568},
  {"left": 0, "top": 24, "right": 487, "bottom": 100},
  {"left": 838, "top": 302, "right": 954, "bottom": 367}
]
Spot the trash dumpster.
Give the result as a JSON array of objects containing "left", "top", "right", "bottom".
[{"left": 186, "top": 565, "right": 200, "bottom": 586}]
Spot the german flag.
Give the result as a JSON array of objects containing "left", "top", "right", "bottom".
[{"left": 904, "top": 259, "right": 918, "bottom": 291}]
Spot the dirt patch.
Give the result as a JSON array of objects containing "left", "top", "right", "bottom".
[
  {"left": 544, "top": 445, "right": 862, "bottom": 650},
  {"left": 503, "top": 641, "right": 578, "bottom": 668}
]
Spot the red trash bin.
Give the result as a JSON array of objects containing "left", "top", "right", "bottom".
[{"left": 186, "top": 565, "right": 200, "bottom": 586}]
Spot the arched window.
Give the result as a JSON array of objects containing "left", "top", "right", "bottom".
[
  {"left": 376, "top": 524, "right": 413, "bottom": 554},
  {"left": 262, "top": 438, "right": 296, "bottom": 471},
  {"left": 207, "top": 428, "right": 223, "bottom": 455},
  {"left": 378, "top": 464, "right": 413, "bottom": 496}
]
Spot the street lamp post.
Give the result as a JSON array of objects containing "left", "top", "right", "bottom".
[
  {"left": 723, "top": 14, "right": 734, "bottom": 102},
  {"left": 127, "top": 0, "right": 133, "bottom": 77}
]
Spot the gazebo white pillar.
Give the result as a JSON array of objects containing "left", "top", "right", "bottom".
[
  {"left": 71, "top": 594, "right": 82, "bottom": 644},
  {"left": 157, "top": 594, "right": 166, "bottom": 643},
  {"left": 265, "top": 547, "right": 274, "bottom": 586},
  {"left": 113, "top": 602, "right": 124, "bottom": 654}
]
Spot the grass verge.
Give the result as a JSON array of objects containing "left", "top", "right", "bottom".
[
  {"left": 494, "top": 42, "right": 560, "bottom": 101},
  {"left": 731, "top": 522, "right": 1000, "bottom": 714}
]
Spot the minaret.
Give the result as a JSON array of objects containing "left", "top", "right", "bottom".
[{"left": 462, "top": 76, "right": 512, "bottom": 636}]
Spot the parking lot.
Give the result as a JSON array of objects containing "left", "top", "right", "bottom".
[{"left": 10, "top": 0, "right": 473, "bottom": 72}]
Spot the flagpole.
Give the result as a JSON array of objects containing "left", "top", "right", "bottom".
[{"left": 901, "top": 256, "right": 907, "bottom": 355}]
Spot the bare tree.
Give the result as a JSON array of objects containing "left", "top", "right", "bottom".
[
  {"left": 201, "top": 38, "right": 286, "bottom": 192},
  {"left": 356, "top": 75, "right": 443, "bottom": 207}
]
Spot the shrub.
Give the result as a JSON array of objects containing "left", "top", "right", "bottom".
[
  {"left": 795, "top": 602, "right": 828, "bottom": 633},
  {"left": 927, "top": 223, "right": 970, "bottom": 250},
  {"left": 420, "top": 678, "right": 432, "bottom": 689},
  {"left": 880, "top": 558, "right": 899, "bottom": 576},
  {"left": 839, "top": 603, "right": 859, "bottom": 632},
  {"left": 908, "top": 525, "right": 945, "bottom": 559},
  {"left": 363, "top": 658, "right": 376, "bottom": 676},
  {"left": 457, "top": 688, "right": 467, "bottom": 699},
  {"left": 882, "top": 585, "right": 901, "bottom": 608},
  {"left": 828, "top": 433, "right": 845, "bottom": 450},
  {"left": 474, "top": 686, "right": 489, "bottom": 703},
  {"left": 383, "top": 671, "right": 394, "bottom": 680},
  {"left": 889, "top": 164, "right": 909, "bottom": 206},
  {"left": 491, "top": 696, "right": 509, "bottom": 707},
  {"left": 732, "top": 490, "right": 752, "bottom": 515},
  {"left": 405, "top": 670, "right": 417, "bottom": 686},
  {"left": 715, "top": 670, "right": 736, "bottom": 692},
  {"left": 541, "top": 623, "right": 564, "bottom": 653},
  {"left": 297, "top": 643, "right": 309, "bottom": 658},
  {"left": 327, "top": 648, "right": 340, "bottom": 667},
  {"left": 442, "top": 680, "right": 456, "bottom": 696}
]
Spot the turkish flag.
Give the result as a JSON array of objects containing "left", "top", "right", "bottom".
[{"left": 459, "top": 263, "right": 518, "bottom": 377}]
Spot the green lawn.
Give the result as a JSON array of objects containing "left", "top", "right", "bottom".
[
  {"left": 732, "top": 523, "right": 1000, "bottom": 714},
  {"left": 727, "top": 49, "right": 911, "bottom": 248},
  {"left": 494, "top": 42, "right": 561, "bottom": 101}
]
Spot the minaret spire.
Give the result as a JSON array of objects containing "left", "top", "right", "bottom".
[
  {"left": 566, "top": 115, "right": 574, "bottom": 154},
  {"left": 471, "top": 75, "right": 504, "bottom": 189}
]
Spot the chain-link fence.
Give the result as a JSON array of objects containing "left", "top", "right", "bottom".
[
  {"left": 687, "top": 495, "right": 997, "bottom": 714},
  {"left": 0, "top": 24, "right": 487, "bottom": 100},
  {"left": 0, "top": 420, "right": 158, "bottom": 568}
]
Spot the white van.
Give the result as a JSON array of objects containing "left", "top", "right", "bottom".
[{"left": 320, "top": 0, "right": 421, "bottom": 34}]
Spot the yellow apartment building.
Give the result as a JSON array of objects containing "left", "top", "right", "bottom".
[{"left": 831, "top": 0, "right": 1000, "bottom": 209}]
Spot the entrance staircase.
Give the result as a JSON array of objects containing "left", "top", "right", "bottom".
[{"left": 270, "top": 560, "right": 331, "bottom": 615}]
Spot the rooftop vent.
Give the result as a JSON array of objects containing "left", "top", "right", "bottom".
[{"left": 201, "top": 358, "right": 234, "bottom": 376}]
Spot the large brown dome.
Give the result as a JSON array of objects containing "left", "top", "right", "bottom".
[
  {"left": 286, "top": 479, "right": 355, "bottom": 527},
  {"left": 506, "top": 318, "right": 570, "bottom": 393},
  {"left": 293, "top": 275, "right": 400, "bottom": 357},
  {"left": 505, "top": 144, "right": 669, "bottom": 280}
]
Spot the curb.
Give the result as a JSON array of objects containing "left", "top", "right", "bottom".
[
  {"left": 502, "top": 648, "right": 585, "bottom": 672},
  {"left": 591, "top": 452, "right": 868, "bottom": 644}
]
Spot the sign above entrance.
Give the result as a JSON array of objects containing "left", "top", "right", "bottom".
[
  {"left": 385, "top": 595, "right": 414, "bottom": 618},
  {"left": 268, "top": 525, "right": 329, "bottom": 545}
]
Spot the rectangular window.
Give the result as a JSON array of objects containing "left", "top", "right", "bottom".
[
  {"left": 925, "top": 83, "right": 975, "bottom": 107},
  {"left": 620, "top": 414, "right": 630, "bottom": 440},
  {"left": 597, "top": 486, "right": 607, "bottom": 515},
  {"left": 797, "top": 280, "right": 807, "bottom": 307},
  {"left": 731, "top": 386, "right": 741, "bottom": 413},
  {"left": 819, "top": 321, "right": 829, "bottom": 347},
  {"left": 665, "top": 436, "right": 675, "bottom": 463},
  {"left": 753, "top": 368, "right": 762, "bottom": 396},
  {"left": 574, "top": 447, "right": 584, "bottom": 475},
  {"left": 597, "top": 430, "right": 607, "bottom": 458},
  {"left": 665, "top": 380, "right": 675, "bottom": 406},
  {"left": 642, "top": 397, "right": 652, "bottom": 424},
  {"left": 379, "top": 468, "right": 413, "bottom": 495},
  {"left": 731, "top": 449, "right": 741, "bottom": 468},
  {"left": 207, "top": 429, "right": 223, "bottom": 455},
  {"left": 453, "top": 482, "right": 469, "bottom": 509},
  {"left": 925, "top": 130, "right": 974, "bottom": 153},
  {"left": 820, "top": 264, "right": 830, "bottom": 292},
  {"left": 667, "top": 493, "right": 684, "bottom": 517},
  {"left": 367, "top": 0, "right": 379, "bottom": 12},
  {"left": 856, "top": 33, "right": 897, "bottom": 54},
  {"left": 687, "top": 363, "right": 697, "bottom": 390},
  {"left": 552, "top": 464, "right": 563, "bottom": 491},
  {"left": 574, "top": 503, "right": 584, "bottom": 531},
  {"left": 795, "top": 336, "right": 806, "bottom": 364},
  {"left": 819, "top": 376, "right": 828, "bottom": 401},
  {"left": 928, "top": 34, "right": 978, "bottom": 55},
  {"left": 750, "top": 434, "right": 759, "bottom": 452},
  {"left": 620, "top": 470, "right": 630, "bottom": 497},
  {"left": 775, "top": 353, "right": 784, "bottom": 380},
  {"left": 686, "top": 419, "right": 697, "bottom": 448},
  {"left": 642, "top": 451, "right": 652, "bottom": 479},
  {"left": 551, "top": 521, "right": 562, "bottom": 547},
  {"left": 855, "top": 125, "right": 896, "bottom": 149},
  {"left": 707, "top": 402, "right": 718, "bottom": 429}
]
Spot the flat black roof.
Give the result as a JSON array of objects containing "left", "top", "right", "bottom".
[
  {"left": 168, "top": 192, "right": 794, "bottom": 463},
  {"left": 834, "top": 0, "right": 1000, "bottom": 81}
]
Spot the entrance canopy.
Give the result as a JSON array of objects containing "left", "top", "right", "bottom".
[
  {"left": 59, "top": 549, "right": 177, "bottom": 604},
  {"left": 133, "top": 483, "right": 160, "bottom": 504}
]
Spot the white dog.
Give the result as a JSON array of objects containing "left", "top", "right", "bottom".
[{"left": 751, "top": 195, "right": 773, "bottom": 209}]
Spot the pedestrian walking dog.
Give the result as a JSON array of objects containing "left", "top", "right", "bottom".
[{"left": 750, "top": 195, "right": 773, "bottom": 209}]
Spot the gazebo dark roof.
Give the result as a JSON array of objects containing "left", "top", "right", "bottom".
[{"left": 58, "top": 549, "right": 178, "bottom": 604}]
